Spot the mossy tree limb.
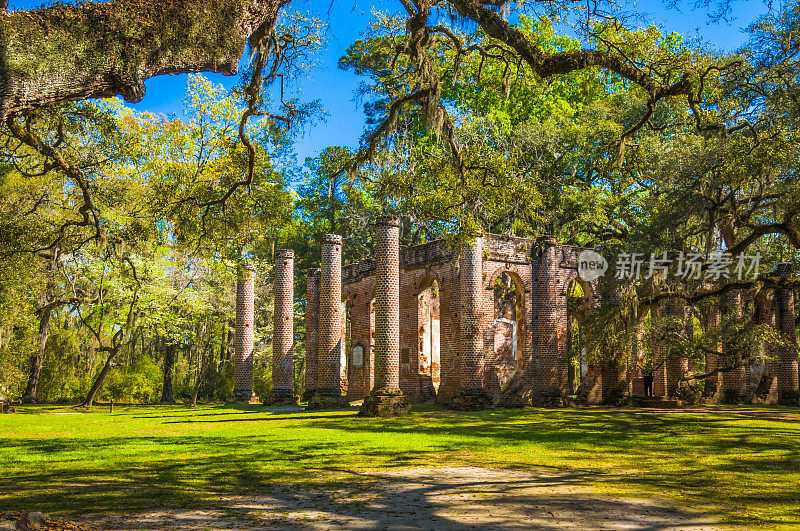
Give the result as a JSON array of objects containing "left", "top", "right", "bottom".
[{"left": 0, "top": 0, "right": 287, "bottom": 118}]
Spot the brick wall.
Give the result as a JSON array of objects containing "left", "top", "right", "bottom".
[
  {"left": 530, "top": 236, "right": 567, "bottom": 396},
  {"left": 776, "top": 264, "right": 799, "bottom": 401},
  {"left": 335, "top": 234, "right": 599, "bottom": 405},
  {"left": 755, "top": 288, "right": 779, "bottom": 403},
  {"left": 300, "top": 232, "right": 728, "bottom": 407},
  {"left": 345, "top": 287, "right": 374, "bottom": 399},
  {"left": 664, "top": 298, "right": 690, "bottom": 396},
  {"left": 312, "top": 231, "right": 795, "bottom": 407},
  {"left": 483, "top": 257, "right": 533, "bottom": 402},
  {"left": 650, "top": 302, "right": 668, "bottom": 398},
  {"left": 702, "top": 300, "right": 723, "bottom": 398},
  {"left": 458, "top": 237, "right": 485, "bottom": 392}
]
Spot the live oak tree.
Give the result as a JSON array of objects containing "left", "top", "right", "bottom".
[
  {"left": 0, "top": 0, "right": 702, "bottom": 116},
  {"left": 1, "top": 100, "right": 138, "bottom": 401},
  {"left": 1, "top": 0, "right": 751, "bottom": 256}
]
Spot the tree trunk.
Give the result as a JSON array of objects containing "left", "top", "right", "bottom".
[
  {"left": 221, "top": 320, "right": 231, "bottom": 362},
  {"left": 191, "top": 339, "right": 212, "bottom": 407},
  {"left": 20, "top": 309, "right": 50, "bottom": 403},
  {"left": 160, "top": 342, "right": 176, "bottom": 404},
  {"left": 1, "top": 0, "right": 287, "bottom": 118},
  {"left": 82, "top": 348, "right": 120, "bottom": 407},
  {"left": 21, "top": 252, "right": 57, "bottom": 404}
]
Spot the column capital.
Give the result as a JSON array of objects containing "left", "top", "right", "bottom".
[
  {"left": 275, "top": 249, "right": 295, "bottom": 260},
  {"left": 776, "top": 263, "right": 793, "bottom": 278},
  {"left": 535, "top": 235, "right": 557, "bottom": 246},
  {"left": 238, "top": 262, "right": 256, "bottom": 273},
  {"left": 321, "top": 234, "right": 342, "bottom": 245},
  {"left": 375, "top": 215, "right": 401, "bottom": 228}
]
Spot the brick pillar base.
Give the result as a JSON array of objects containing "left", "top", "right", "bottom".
[
  {"left": 359, "top": 388, "right": 411, "bottom": 417},
  {"left": 575, "top": 362, "right": 603, "bottom": 405},
  {"left": 450, "top": 388, "right": 494, "bottom": 411},
  {"left": 306, "top": 391, "right": 349, "bottom": 410},
  {"left": 360, "top": 217, "right": 410, "bottom": 417},
  {"left": 601, "top": 359, "right": 630, "bottom": 405},
  {"left": 264, "top": 390, "right": 299, "bottom": 406}
]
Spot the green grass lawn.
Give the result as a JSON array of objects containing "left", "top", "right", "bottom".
[{"left": 1, "top": 404, "right": 799, "bottom": 527}]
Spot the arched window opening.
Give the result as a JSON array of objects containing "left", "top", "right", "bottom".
[
  {"left": 566, "top": 279, "right": 589, "bottom": 394},
  {"left": 418, "top": 280, "right": 440, "bottom": 397},
  {"left": 492, "top": 272, "right": 523, "bottom": 393}
]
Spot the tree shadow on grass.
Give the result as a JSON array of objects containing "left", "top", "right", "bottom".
[
  {"left": 295, "top": 407, "right": 800, "bottom": 527},
  {"left": 2, "top": 406, "right": 798, "bottom": 528},
  {"left": 2, "top": 457, "right": 718, "bottom": 530},
  {"left": 162, "top": 412, "right": 354, "bottom": 424}
]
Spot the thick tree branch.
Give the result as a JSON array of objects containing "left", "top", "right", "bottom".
[
  {"left": 0, "top": 0, "right": 287, "bottom": 118},
  {"left": 5, "top": 114, "right": 102, "bottom": 252},
  {"left": 448, "top": 0, "right": 692, "bottom": 99}
]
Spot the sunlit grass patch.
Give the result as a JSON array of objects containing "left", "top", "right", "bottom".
[{"left": 1, "top": 404, "right": 799, "bottom": 526}]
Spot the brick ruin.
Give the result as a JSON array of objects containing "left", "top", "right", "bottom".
[
  {"left": 232, "top": 228, "right": 799, "bottom": 409},
  {"left": 303, "top": 229, "right": 609, "bottom": 409}
]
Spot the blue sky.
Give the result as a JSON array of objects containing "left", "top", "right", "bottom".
[{"left": 9, "top": 0, "right": 772, "bottom": 164}]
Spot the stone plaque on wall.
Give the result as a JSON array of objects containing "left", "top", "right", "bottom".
[{"left": 352, "top": 345, "right": 364, "bottom": 367}]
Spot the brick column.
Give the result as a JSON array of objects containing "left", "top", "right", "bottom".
[
  {"left": 702, "top": 300, "right": 723, "bottom": 400},
  {"left": 531, "top": 236, "right": 569, "bottom": 402},
  {"left": 650, "top": 302, "right": 668, "bottom": 398},
  {"left": 754, "top": 288, "right": 779, "bottom": 403},
  {"left": 722, "top": 289, "right": 748, "bottom": 402},
  {"left": 267, "top": 249, "right": 298, "bottom": 405},
  {"left": 233, "top": 264, "right": 256, "bottom": 403},
  {"left": 451, "top": 235, "right": 492, "bottom": 410},
  {"left": 776, "top": 264, "right": 799, "bottom": 404},
  {"left": 309, "top": 234, "right": 346, "bottom": 409},
  {"left": 303, "top": 268, "right": 320, "bottom": 401},
  {"left": 360, "top": 217, "right": 410, "bottom": 416},
  {"left": 436, "top": 275, "right": 458, "bottom": 403},
  {"left": 374, "top": 217, "right": 401, "bottom": 390},
  {"left": 664, "top": 298, "right": 690, "bottom": 397}
]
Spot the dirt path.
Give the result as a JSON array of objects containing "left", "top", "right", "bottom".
[{"left": 91, "top": 466, "right": 717, "bottom": 530}]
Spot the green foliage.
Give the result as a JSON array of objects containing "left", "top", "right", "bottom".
[
  {"left": 103, "top": 356, "right": 162, "bottom": 404},
  {"left": 0, "top": 71, "right": 303, "bottom": 404},
  {"left": 338, "top": 15, "right": 704, "bottom": 242}
]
